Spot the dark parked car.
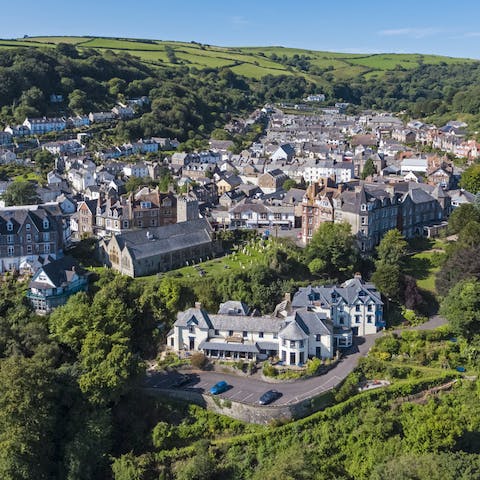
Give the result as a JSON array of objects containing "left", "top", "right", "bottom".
[
  {"left": 258, "top": 390, "right": 282, "bottom": 405},
  {"left": 170, "top": 374, "right": 190, "bottom": 388},
  {"left": 210, "top": 380, "right": 229, "bottom": 395}
]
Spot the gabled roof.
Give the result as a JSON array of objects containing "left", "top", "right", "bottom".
[
  {"left": 176, "top": 308, "right": 213, "bottom": 329},
  {"left": 30, "top": 256, "right": 86, "bottom": 289}
]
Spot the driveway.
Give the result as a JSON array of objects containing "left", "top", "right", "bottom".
[{"left": 145, "top": 316, "right": 449, "bottom": 406}]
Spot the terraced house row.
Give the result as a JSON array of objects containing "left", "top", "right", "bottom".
[{"left": 302, "top": 179, "right": 451, "bottom": 250}]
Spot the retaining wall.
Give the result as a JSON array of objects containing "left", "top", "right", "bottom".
[{"left": 145, "top": 387, "right": 332, "bottom": 424}]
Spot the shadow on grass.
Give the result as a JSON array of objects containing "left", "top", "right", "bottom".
[
  {"left": 418, "top": 288, "right": 439, "bottom": 316},
  {"left": 404, "top": 256, "right": 433, "bottom": 281}
]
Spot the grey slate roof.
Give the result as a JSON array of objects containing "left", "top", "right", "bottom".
[
  {"left": 210, "top": 314, "right": 284, "bottom": 333},
  {"left": 115, "top": 218, "right": 213, "bottom": 260},
  {"left": 198, "top": 341, "right": 260, "bottom": 353},
  {"left": 218, "top": 301, "right": 251, "bottom": 316},
  {"left": 30, "top": 255, "right": 85, "bottom": 289},
  {"left": 176, "top": 308, "right": 214, "bottom": 329},
  {"left": 292, "top": 277, "right": 382, "bottom": 309}
]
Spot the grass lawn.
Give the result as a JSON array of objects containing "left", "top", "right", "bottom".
[
  {"left": 13, "top": 172, "right": 43, "bottom": 183},
  {"left": 404, "top": 239, "right": 448, "bottom": 294}
]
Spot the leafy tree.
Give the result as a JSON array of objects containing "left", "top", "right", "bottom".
[
  {"left": 440, "top": 278, "right": 480, "bottom": 339},
  {"left": 1, "top": 181, "right": 39, "bottom": 206},
  {"left": 111, "top": 453, "right": 153, "bottom": 480},
  {"left": 361, "top": 157, "right": 377, "bottom": 179},
  {"left": 371, "top": 263, "right": 403, "bottom": 303},
  {"left": 436, "top": 244, "right": 480, "bottom": 296},
  {"left": 0, "top": 356, "right": 59, "bottom": 480},
  {"left": 447, "top": 203, "right": 480, "bottom": 234},
  {"left": 457, "top": 220, "right": 480, "bottom": 249},
  {"left": 306, "top": 222, "right": 358, "bottom": 281},
  {"left": 459, "top": 164, "right": 480, "bottom": 194},
  {"left": 78, "top": 331, "right": 144, "bottom": 406},
  {"left": 282, "top": 178, "right": 297, "bottom": 191},
  {"left": 376, "top": 229, "right": 407, "bottom": 267},
  {"left": 68, "top": 89, "right": 89, "bottom": 113}
]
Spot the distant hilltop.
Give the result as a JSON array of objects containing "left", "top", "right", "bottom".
[{"left": 0, "top": 35, "right": 476, "bottom": 81}]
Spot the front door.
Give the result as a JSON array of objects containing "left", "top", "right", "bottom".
[
  {"left": 189, "top": 337, "right": 195, "bottom": 350},
  {"left": 290, "top": 352, "right": 296, "bottom": 365}
]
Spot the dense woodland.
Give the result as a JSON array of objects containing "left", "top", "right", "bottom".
[{"left": 0, "top": 43, "right": 480, "bottom": 479}]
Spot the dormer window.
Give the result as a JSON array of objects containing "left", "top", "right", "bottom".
[
  {"left": 6, "top": 221, "right": 13, "bottom": 232},
  {"left": 140, "top": 201, "right": 151, "bottom": 209},
  {"left": 43, "top": 220, "right": 49, "bottom": 229}
]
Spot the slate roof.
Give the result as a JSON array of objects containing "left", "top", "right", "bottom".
[
  {"left": 30, "top": 255, "right": 85, "bottom": 289},
  {"left": 218, "top": 301, "right": 251, "bottom": 316},
  {"left": 210, "top": 314, "right": 284, "bottom": 333},
  {"left": 0, "top": 205, "right": 60, "bottom": 235},
  {"left": 176, "top": 308, "right": 214, "bottom": 329},
  {"left": 114, "top": 218, "right": 213, "bottom": 260},
  {"left": 292, "top": 277, "right": 382, "bottom": 309},
  {"left": 198, "top": 341, "right": 260, "bottom": 353},
  {"left": 279, "top": 317, "right": 309, "bottom": 340}
]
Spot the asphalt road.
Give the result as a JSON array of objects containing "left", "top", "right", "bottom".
[{"left": 145, "top": 316, "right": 449, "bottom": 406}]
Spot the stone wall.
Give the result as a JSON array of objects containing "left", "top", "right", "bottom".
[{"left": 146, "top": 387, "right": 332, "bottom": 425}]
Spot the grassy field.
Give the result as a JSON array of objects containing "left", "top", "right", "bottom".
[{"left": 2, "top": 36, "right": 476, "bottom": 81}]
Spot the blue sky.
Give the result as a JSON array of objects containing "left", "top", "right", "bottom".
[{"left": 3, "top": 0, "right": 480, "bottom": 58}]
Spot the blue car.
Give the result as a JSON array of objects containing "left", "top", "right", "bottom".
[{"left": 210, "top": 380, "right": 229, "bottom": 395}]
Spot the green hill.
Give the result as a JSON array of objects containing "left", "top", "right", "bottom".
[{"left": 2, "top": 35, "right": 475, "bottom": 81}]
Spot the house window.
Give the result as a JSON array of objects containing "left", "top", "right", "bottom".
[
  {"left": 25, "top": 223, "right": 31, "bottom": 231},
  {"left": 44, "top": 244, "right": 50, "bottom": 254},
  {"left": 355, "top": 315, "right": 361, "bottom": 324},
  {"left": 7, "top": 235, "right": 13, "bottom": 244},
  {"left": 27, "top": 245, "right": 32, "bottom": 254},
  {"left": 367, "top": 304, "right": 373, "bottom": 312},
  {"left": 316, "top": 334, "right": 321, "bottom": 341},
  {"left": 43, "top": 220, "right": 49, "bottom": 229},
  {"left": 26, "top": 234, "right": 31, "bottom": 242},
  {"left": 367, "top": 316, "right": 373, "bottom": 324},
  {"left": 339, "top": 316, "right": 344, "bottom": 325},
  {"left": 299, "top": 340, "right": 304, "bottom": 348},
  {"left": 7, "top": 222, "right": 13, "bottom": 232},
  {"left": 188, "top": 325, "right": 195, "bottom": 334},
  {"left": 273, "top": 332, "right": 278, "bottom": 339},
  {"left": 290, "top": 340, "right": 295, "bottom": 348},
  {"left": 242, "top": 331, "right": 248, "bottom": 338},
  {"left": 43, "top": 232, "right": 50, "bottom": 241},
  {"left": 355, "top": 305, "right": 361, "bottom": 312},
  {"left": 259, "top": 332, "right": 264, "bottom": 338},
  {"left": 282, "top": 339, "right": 286, "bottom": 346},
  {"left": 228, "top": 330, "right": 233, "bottom": 336},
  {"left": 214, "top": 329, "right": 219, "bottom": 336},
  {"left": 361, "top": 204, "right": 367, "bottom": 211},
  {"left": 7, "top": 246, "right": 14, "bottom": 256}
]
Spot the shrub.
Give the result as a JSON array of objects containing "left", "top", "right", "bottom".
[
  {"left": 190, "top": 352, "right": 208, "bottom": 370},
  {"left": 262, "top": 362, "right": 278, "bottom": 377},
  {"left": 305, "top": 357, "right": 322, "bottom": 376}
]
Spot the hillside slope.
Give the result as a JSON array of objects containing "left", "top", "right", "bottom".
[{"left": 1, "top": 35, "right": 476, "bottom": 81}]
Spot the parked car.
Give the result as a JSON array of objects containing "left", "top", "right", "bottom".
[
  {"left": 170, "top": 374, "right": 190, "bottom": 388},
  {"left": 258, "top": 390, "right": 282, "bottom": 405},
  {"left": 210, "top": 380, "right": 229, "bottom": 395}
]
